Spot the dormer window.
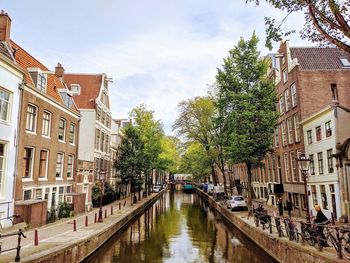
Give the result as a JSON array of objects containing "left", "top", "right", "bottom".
[
  {"left": 70, "top": 84, "right": 81, "bottom": 96},
  {"left": 340, "top": 58, "right": 350, "bottom": 67},
  {"left": 37, "top": 72, "right": 47, "bottom": 92}
]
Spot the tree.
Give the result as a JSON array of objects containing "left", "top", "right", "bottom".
[
  {"left": 130, "top": 104, "right": 164, "bottom": 195},
  {"left": 115, "top": 124, "right": 145, "bottom": 204},
  {"left": 247, "top": 0, "right": 350, "bottom": 53},
  {"left": 179, "top": 142, "right": 211, "bottom": 181},
  {"left": 159, "top": 136, "right": 181, "bottom": 174},
  {"left": 173, "top": 96, "right": 218, "bottom": 185},
  {"left": 215, "top": 32, "right": 278, "bottom": 206}
]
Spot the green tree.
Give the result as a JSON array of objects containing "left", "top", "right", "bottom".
[
  {"left": 173, "top": 96, "right": 218, "bottom": 185},
  {"left": 159, "top": 136, "right": 181, "bottom": 174},
  {"left": 215, "top": 32, "right": 278, "bottom": 206},
  {"left": 179, "top": 142, "right": 211, "bottom": 181},
  {"left": 247, "top": 1, "right": 350, "bottom": 53},
  {"left": 130, "top": 104, "right": 164, "bottom": 195},
  {"left": 115, "top": 124, "right": 145, "bottom": 204}
]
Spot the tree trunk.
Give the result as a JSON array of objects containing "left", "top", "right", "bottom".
[
  {"left": 220, "top": 158, "right": 227, "bottom": 195},
  {"left": 246, "top": 162, "right": 253, "bottom": 207},
  {"left": 211, "top": 164, "right": 217, "bottom": 185}
]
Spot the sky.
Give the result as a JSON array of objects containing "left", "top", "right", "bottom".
[{"left": 2, "top": 0, "right": 310, "bottom": 134}]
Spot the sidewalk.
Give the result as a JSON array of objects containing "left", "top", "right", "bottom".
[{"left": 0, "top": 194, "right": 155, "bottom": 263}]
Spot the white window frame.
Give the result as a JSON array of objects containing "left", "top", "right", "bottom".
[
  {"left": 42, "top": 110, "right": 51, "bottom": 137},
  {"left": 290, "top": 151, "right": 297, "bottom": 182},
  {"left": 284, "top": 152, "right": 290, "bottom": 182},
  {"left": 23, "top": 147, "right": 35, "bottom": 180},
  {"left": 35, "top": 188, "right": 43, "bottom": 200},
  {"left": 291, "top": 83, "right": 297, "bottom": 107},
  {"left": 37, "top": 72, "right": 47, "bottom": 92},
  {"left": 283, "top": 69, "right": 288, "bottom": 83},
  {"left": 279, "top": 95, "right": 285, "bottom": 114},
  {"left": 293, "top": 114, "right": 301, "bottom": 142},
  {"left": 281, "top": 121, "right": 287, "bottom": 146},
  {"left": 56, "top": 152, "right": 64, "bottom": 179},
  {"left": 69, "top": 123, "right": 76, "bottom": 145},
  {"left": 284, "top": 89, "right": 291, "bottom": 112},
  {"left": 38, "top": 149, "right": 49, "bottom": 180},
  {"left": 23, "top": 189, "right": 33, "bottom": 200},
  {"left": 0, "top": 88, "right": 11, "bottom": 123},
  {"left": 58, "top": 118, "right": 66, "bottom": 142},
  {"left": 67, "top": 155, "right": 74, "bottom": 179},
  {"left": 0, "top": 142, "right": 8, "bottom": 197},
  {"left": 25, "top": 104, "right": 38, "bottom": 133},
  {"left": 287, "top": 118, "right": 294, "bottom": 144}
]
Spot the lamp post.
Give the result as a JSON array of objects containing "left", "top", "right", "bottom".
[
  {"left": 98, "top": 169, "right": 105, "bottom": 223},
  {"left": 297, "top": 153, "right": 311, "bottom": 223}
]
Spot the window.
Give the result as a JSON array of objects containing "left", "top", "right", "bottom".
[
  {"left": 67, "top": 155, "right": 74, "bottom": 179},
  {"left": 311, "top": 185, "right": 318, "bottom": 206},
  {"left": 282, "top": 56, "right": 285, "bottom": 65},
  {"left": 24, "top": 147, "right": 34, "bottom": 178},
  {"left": 44, "top": 188, "right": 50, "bottom": 200},
  {"left": 325, "top": 121, "right": 332, "bottom": 137},
  {"left": 274, "top": 127, "right": 279, "bottom": 147},
  {"left": 56, "top": 153, "right": 64, "bottom": 178},
  {"left": 307, "top": 130, "right": 313, "bottom": 144},
  {"left": 0, "top": 89, "right": 10, "bottom": 121},
  {"left": 284, "top": 153, "right": 290, "bottom": 182},
  {"left": 97, "top": 108, "right": 101, "bottom": 121},
  {"left": 281, "top": 121, "right": 287, "bottom": 146},
  {"left": 279, "top": 95, "right": 285, "bottom": 114},
  {"left": 309, "top": 154, "right": 315, "bottom": 175},
  {"left": 327, "top": 149, "right": 334, "bottom": 173},
  {"left": 101, "top": 112, "right": 105, "bottom": 125},
  {"left": 287, "top": 118, "right": 294, "bottom": 144},
  {"left": 23, "top": 189, "right": 32, "bottom": 200},
  {"left": 58, "top": 186, "right": 64, "bottom": 203},
  {"left": 69, "top": 123, "right": 76, "bottom": 144},
  {"left": 42, "top": 111, "right": 51, "bottom": 137},
  {"left": 315, "top": 126, "right": 322, "bottom": 141},
  {"left": 340, "top": 58, "right": 350, "bottom": 67},
  {"left": 290, "top": 83, "right": 297, "bottom": 107},
  {"left": 26, "top": 105, "right": 37, "bottom": 132},
  {"left": 331, "top": 84, "right": 338, "bottom": 100},
  {"left": 58, "top": 118, "right": 66, "bottom": 141},
  {"left": 106, "top": 135, "right": 109, "bottom": 154},
  {"left": 284, "top": 89, "right": 291, "bottom": 111},
  {"left": 37, "top": 73, "right": 47, "bottom": 92},
  {"left": 66, "top": 185, "right": 71, "bottom": 194},
  {"left": 293, "top": 114, "right": 301, "bottom": 142},
  {"left": 317, "top": 152, "right": 324, "bottom": 174},
  {"left": 283, "top": 69, "right": 288, "bottom": 83},
  {"left": 35, "top": 188, "right": 42, "bottom": 200},
  {"left": 290, "top": 151, "right": 297, "bottom": 181},
  {"left": 0, "top": 143, "right": 6, "bottom": 192},
  {"left": 101, "top": 132, "right": 105, "bottom": 152},
  {"left": 95, "top": 129, "right": 100, "bottom": 150},
  {"left": 39, "top": 150, "right": 49, "bottom": 178},
  {"left": 320, "top": 185, "right": 328, "bottom": 209}
]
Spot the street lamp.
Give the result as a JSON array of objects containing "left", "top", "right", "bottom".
[
  {"left": 98, "top": 169, "right": 105, "bottom": 223},
  {"left": 297, "top": 153, "right": 311, "bottom": 223}
]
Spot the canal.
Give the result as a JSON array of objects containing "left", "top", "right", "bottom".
[{"left": 86, "top": 192, "right": 276, "bottom": 263}]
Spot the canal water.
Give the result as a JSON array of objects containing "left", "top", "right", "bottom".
[{"left": 86, "top": 192, "right": 276, "bottom": 263}]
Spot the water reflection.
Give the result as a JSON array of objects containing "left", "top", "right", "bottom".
[{"left": 86, "top": 192, "right": 275, "bottom": 263}]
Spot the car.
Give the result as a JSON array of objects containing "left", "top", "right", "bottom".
[
  {"left": 152, "top": 185, "right": 162, "bottom": 193},
  {"left": 225, "top": 195, "right": 248, "bottom": 211}
]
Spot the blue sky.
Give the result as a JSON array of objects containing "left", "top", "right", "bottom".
[{"left": 3, "top": 0, "right": 309, "bottom": 134}]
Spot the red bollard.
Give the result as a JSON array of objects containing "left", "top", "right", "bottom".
[
  {"left": 34, "top": 229, "right": 38, "bottom": 246},
  {"left": 73, "top": 219, "right": 77, "bottom": 231},
  {"left": 94, "top": 213, "right": 97, "bottom": 223},
  {"left": 111, "top": 206, "right": 113, "bottom": 215},
  {"left": 105, "top": 209, "right": 107, "bottom": 218},
  {"left": 85, "top": 215, "right": 88, "bottom": 227},
  {"left": 119, "top": 202, "right": 121, "bottom": 210}
]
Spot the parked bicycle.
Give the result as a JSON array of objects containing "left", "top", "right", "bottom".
[
  {"left": 323, "top": 225, "right": 350, "bottom": 260},
  {"left": 283, "top": 217, "right": 298, "bottom": 241}
]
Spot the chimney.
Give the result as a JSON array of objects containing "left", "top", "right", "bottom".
[
  {"left": 0, "top": 10, "right": 11, "bottom": 43},
  {"left": 55, "top": 62, "right": 65, "bottom": 80}
]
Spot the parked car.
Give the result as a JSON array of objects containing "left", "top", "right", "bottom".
[
  {"left": 225, "top": 195, "right": 248, "bottom": 211},
  {"left": 207, "top": 184, "right": 214, "bottom": 195},
  {"left": 153, "top": 185, "right": 162, "bottom": 193}
]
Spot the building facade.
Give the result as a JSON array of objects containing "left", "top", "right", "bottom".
[
  {"left": 0, "top": 12, "right": 25, "bottom": 227},
  {"left": 63, "top": 72, "right": 112, "bottom": 210}
]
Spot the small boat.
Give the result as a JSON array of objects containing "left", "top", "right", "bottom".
[{"left": 182, "top": 184, "right": 194, "bottom": 193}]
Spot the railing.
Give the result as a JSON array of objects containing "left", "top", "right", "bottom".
[
  {"left": 0, "top": 229, "right": 26, "bottom": 262},
  {"left": 251, "top": 205, "right": 350, "bottom": 260}
]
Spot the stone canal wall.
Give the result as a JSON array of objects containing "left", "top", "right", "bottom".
[
  {"left": 196, "top": 189, "right": 345, "bottom": 263},
  {"left": 21, "top": 192, "right": 164, "bottom": 263}
]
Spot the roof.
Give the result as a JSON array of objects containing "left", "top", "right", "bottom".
[
  {"left": 63, "top": 73, "right": 103, "bottom": 109},
  {"left": 290, "top": 47, "right": 350, "bottom": 71},
  {"left": 0, "top": 41, "right": 14, "bottom": 60},
  {"left": 10, "top": 41, "right": 78, "bottom": 113}
]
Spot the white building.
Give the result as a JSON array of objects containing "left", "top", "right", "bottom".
[
  {"left": 0, "top": 16, "right": 24, "bottom": 227},
  {"left": 301, "top": 105, "right": 350, "bottom": 220}
]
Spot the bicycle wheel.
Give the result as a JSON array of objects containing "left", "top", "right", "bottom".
[
  {"left": 304, "top": 231, "right": 315, "bottom": 246},
  {"left": 340, "top": 238, "right": 350, "bottom": 260}
]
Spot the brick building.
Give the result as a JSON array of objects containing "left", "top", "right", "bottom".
[{"left": 62, "top": 71, "right": 112, "bottom": 210}]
